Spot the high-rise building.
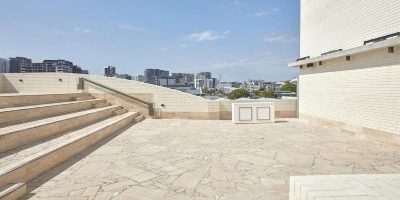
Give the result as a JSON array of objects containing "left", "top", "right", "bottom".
[
  {"left": 104, "top": 66, "right": 116, "bottom": 77},
  {"left": 9, "top": 57, "right": 32, "bottom": 73},
  {"left": 144, "top": 69, "right": 169, "bottom": 85},
  {"left": 195, "top": 72, "right": 216, "bottom": 89},
  {"left": 196, "top": 72, "right": 211, "bottom": 79},
  {"left": 171, "top": 73, "right": 194, "bottom": 86},
  {"left": 158, "top": 77, "right": 176, "bottom": 86},
  {"left": 7, "top": 57, "right": 87, "bottom": 74},
  {"left": 0, "top": 57, "right": 9, "bottom": 73},
  {"left": 43, "top": 60, "right": 74, "bottom": 73},
  {"left": 115, "top": 74, "right": 132, "bottom": 80},
  {"left": 132, "top": 75, "right": 145, "bottom": 82},
  {"left": 31, "top": 60, "right": 82, "bottom": 73}
]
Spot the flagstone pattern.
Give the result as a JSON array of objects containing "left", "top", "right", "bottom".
[{"left": 21, "top": 119, "right": 400, "bottom": 200}]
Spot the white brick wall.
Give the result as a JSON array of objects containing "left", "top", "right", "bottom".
[
  {"left": 299, "top": 46, "right": 400, "bottom": 134},
  {"left": 301, "top": 0, "right": 400, "bottom": 57},
  {"left": 0, "top": 73, "right": 297, "bottom": 117},
  {"left": 0, "top": 73, "right": 219, "bottom": 113}
]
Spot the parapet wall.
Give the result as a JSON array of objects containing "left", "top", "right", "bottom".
[
  {"left": 0, "top": 73, "right": 297, "bottom": 120},
  {"left": 299, "top": 46, "right": 400, "bottom": 139}
]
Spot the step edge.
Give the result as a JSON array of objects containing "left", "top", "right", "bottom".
[
  {"left": 0, "top": 112, "right": 136, "bottom": 176},
  {"left": 0, "top": 105, "right": 122, "bottom": 136},
  {"left": 0, "top": 93, "right": 90, "bottom": 97},
  {"left": 0, "top": 99, "right": 106, "bottom": 113},
  {"left": 0, "top": 182, "right": 25, "bottom": 199}
]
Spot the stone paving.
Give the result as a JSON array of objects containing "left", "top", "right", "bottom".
[{"left": 21, "top": 119, "right": 400, "bottom": 200}]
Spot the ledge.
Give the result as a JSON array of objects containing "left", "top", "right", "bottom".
[{"left": 289, "top": 36, "right": 400, "bottom": 67}]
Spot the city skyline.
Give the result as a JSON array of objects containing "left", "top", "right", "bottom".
[{"left": 0, "top": 0, "right": 299, "bottom": 81}]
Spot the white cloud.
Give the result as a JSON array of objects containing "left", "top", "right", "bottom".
[
  {"left": 223, "top": 30, "right": 231, "bottom": 34},
  {"left": 179, "top": 43, "right": 187, "bottom": 47},
  {"left": 117, "top": 23, "right": 145, "bottom": 31},
  {"left": 74, "top": 27, "right": 92, "bottom": 33},
  {"left": 263, "top": 34, "right": 298, "bottom": 43},
  {"left": 252, "top": 8, "right": 280, "bottom": 17},
  {"left": 185, "top": 31, "right": 224, "bottom": 42}
]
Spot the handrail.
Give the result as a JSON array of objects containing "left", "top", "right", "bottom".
[{"left": 78, "top": 77, "right": 154, "bottom": 116}]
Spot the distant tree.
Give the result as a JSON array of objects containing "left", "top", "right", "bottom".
[
  {"left": 257, "top": 89, "right": 276, "bottom": 98},
  {"left": 227, "top": 88, "right": 250, "bottom": 100},
  {"left": 202, "top": 88, "right": 217, "bottom": 95},
  {"left": 280, "top": 83, "right": 297, "bottom": 92},
  {"left": 217, "top": 89, "right": 225, "bottom": 95}
]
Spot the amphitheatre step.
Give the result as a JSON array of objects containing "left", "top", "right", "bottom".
[
  {"left": 113, "top": 108, "right": 128, "bottom": 115},
  {"left": 0, "top": 93, "right": 92, "bottom": 109},
  {"left": 93, "top": 101, "right": 112, "bottom": 108},
  {"left": 0, "top": 112, "right": 140, "bottom": 189},
  {"left": 0, "top": 99, "right": 106, "bottom": 127},
  {"left": 135, "top": 115, "right": 145, "bottom": 122},
  {"left": 0, "top": 105, "right": 123, "bottom": 153},
  {"left": 0, "top": 182, "right": 26, "bottom": 200}
]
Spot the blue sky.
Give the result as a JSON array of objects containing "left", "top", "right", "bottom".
[{"left": 0, "top": 0, "right": 299, "bottom": 81}]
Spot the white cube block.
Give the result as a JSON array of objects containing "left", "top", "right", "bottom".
[{"left": 232, "top": 102, "right": 275, "bottom": 124}]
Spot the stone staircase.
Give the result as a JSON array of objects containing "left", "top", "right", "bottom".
[{"left": 0, "top": 93, "right": 144, "bottom": 200}]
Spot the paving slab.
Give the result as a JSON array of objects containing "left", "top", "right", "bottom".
[{"left": 20, "top": 119, "right": 400, "bottom": 200}]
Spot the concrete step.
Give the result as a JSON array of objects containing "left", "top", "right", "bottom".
[
  {"left": 0, "top": 105, "right": 123, "bottom": 153},
  {"left": 94, "top": 102, "right": 112, "bottom": 108},
  {"left": 113, "top": 108, "right": 128, "bottom": 116},
  {"left": 135, "top": 115, "right": 145, "bottom": 123},
  {"left": 0, "top": 112, "right": 140, "bottom": 191},
  {"left": 0, "top": 99, "right": 106, "bottom": 127},
  {"left": 0, "top": 93, "right": 92, "bottom": 109},
  {"left": 70, "top": 96, "right": 94, "bottom": 101},
  {"left": 0, "top": 183, "right": 26, "bottom": 200}
]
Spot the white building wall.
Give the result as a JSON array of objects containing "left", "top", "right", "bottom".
[
  {"left": 300, "top": 0, "right": 400, "bottom": 57},
  {"left": 299, "top": 46, "right": 400, "bottom": 134}
]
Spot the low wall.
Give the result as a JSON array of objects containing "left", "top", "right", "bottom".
[
  {"left": 218, "top": 99, "right": 297, "bottom": 120},
  {"left": 0, "top": 73, "right": 219, "bottom": 119},
  {"left": 301, "top": 114, "right": 400, "bottom": 146},
  {"left": 0, "top": 73, "right": 297, "bottom": 120}
]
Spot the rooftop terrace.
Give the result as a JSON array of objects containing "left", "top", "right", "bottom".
[{"left": 21, "top": 119, "right": 400, "bottom": 200}]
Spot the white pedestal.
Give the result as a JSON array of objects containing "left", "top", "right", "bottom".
[{"left": 232, "top": 102, "right": 275, "bottom": 124}]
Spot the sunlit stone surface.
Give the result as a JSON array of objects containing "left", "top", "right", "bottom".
[{"left": 21, "top": 119, "right": 400, "bottom": 200}]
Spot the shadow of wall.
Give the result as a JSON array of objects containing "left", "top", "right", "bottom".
[{"left": 0, "top": 74, "right": 18, "bottom": 93}]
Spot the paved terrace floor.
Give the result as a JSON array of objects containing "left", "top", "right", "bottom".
[{"left": 22, "top": 119, "right": 400, "bottom": 200}]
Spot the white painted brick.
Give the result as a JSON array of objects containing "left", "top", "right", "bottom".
[
  {"left": 299, "top": 46, "right": 400, "bottom": 135},
  {"left": 301, "top": 0, "right": 400, "bottom": 58}
]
